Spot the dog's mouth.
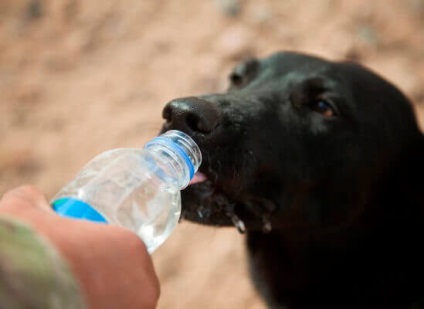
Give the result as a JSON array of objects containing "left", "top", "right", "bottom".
[
  {"left": 182, "top": 172, "right": 247, "bottom": 233},
  {"left": 181, "top": 167, "right": 276, "bottom": 233}
]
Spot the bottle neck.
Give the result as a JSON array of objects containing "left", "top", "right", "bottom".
[
  {"left": 143, "top": 130, "right": 202, "bottom": 190},
  {"left": 141, "top": 146, "right": 191, "bottom": 191}
]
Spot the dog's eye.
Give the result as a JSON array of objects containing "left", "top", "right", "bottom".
[
  {"left": 229, "top": 72, "right": 244, "bottom": 87},
  {"left": 311, "top": 100, "right": 337, "bottom": 117}
]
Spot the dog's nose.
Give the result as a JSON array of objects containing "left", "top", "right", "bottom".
[{"left": 162, "top": 97, "right": 221, "bottom": 134}]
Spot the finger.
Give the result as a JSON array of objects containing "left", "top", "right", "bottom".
[{"left": 0, "top": 185, "right": 53, "bottom": 213}]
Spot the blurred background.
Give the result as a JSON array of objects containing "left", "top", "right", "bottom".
[{"left": 1, "top": 0, "right": 423, "bottom": 308}]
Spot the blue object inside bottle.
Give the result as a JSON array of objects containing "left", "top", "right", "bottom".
[
  {"left": 52, "top": 197, "right": 108, "bottom": 223},
  {"left": 52, "top": 135, "right": 195, "bottom": 223}
]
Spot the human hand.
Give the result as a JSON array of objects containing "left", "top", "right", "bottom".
[{"left": 0, "top": 185, "right": 160, "bottom": 309}]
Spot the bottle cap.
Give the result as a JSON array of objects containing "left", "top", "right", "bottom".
[{"left": 144, "top": 130, "right": 202, "bottom": 181}]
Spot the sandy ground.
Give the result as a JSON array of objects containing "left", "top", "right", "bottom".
[{"left": 1, "top": 1, "right": 424, "bottom": 308}]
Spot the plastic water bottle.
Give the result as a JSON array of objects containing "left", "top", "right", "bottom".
[{"left": 51, "top": 130, "right": 202, "bottom": 253}]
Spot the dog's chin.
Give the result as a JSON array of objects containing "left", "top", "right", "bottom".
[
  {"left": 180, "top": 172, "right": 275, "bottom": 233},
  {"left": 181, "top": 173, "right": 238, "bottom": 227}
]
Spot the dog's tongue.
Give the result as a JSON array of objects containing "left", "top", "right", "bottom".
[{"left": 189, "top": 172, "right": 207, "bottom": 185}]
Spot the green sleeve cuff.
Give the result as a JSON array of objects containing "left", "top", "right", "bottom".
[{"left": 0, "top": 216, "right": 86, "bottom": 308}]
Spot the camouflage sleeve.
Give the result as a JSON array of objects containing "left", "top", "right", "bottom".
[{"left": 0, "top": 216, "right": 86, "bottom": 309}]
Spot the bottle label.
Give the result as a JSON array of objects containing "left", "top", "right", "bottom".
[{"left": 52, "top": 197, "right": 108, "bottom": 224}]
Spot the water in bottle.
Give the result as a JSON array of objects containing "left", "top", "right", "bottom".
[{"left": 51, "top": 130, "right": 202, "bottom": 253}]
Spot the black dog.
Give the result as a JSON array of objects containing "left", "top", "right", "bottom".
[{"left": 160, "top": 52, "right": 424, "bottom": 309}]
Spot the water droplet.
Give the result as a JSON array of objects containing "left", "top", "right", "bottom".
[
  {"left": 231, "top": 214, "right": 246, "bottom": 234},
  {"left": 197, "top": 206, "right": 211, "bottom": 219},
  {"left": 178, "top": 211, "right": 186, "bottom": 223},
  {"left": 262, "top": 217, "right": 272, "bottom": 233}
]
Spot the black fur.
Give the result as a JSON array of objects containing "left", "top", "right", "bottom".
[{"left": 160, "top": 52, "right": 424, "bottom": 309}]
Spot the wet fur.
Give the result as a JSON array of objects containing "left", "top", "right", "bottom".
[{"left": 160, "top": 52, "right": 424, "bottom": 309}]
